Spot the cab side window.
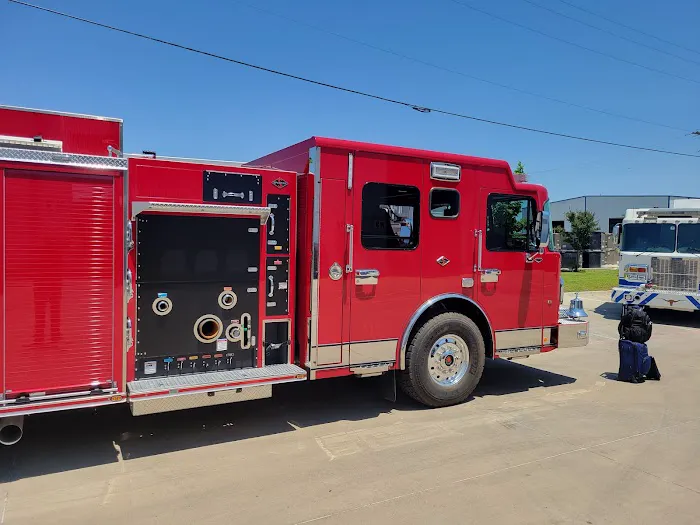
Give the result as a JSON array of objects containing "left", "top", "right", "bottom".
[
  {"left": 486, "top": 194, "right": 537, "bottom": 252},
  {"left": 430, "top": 188, "right": 460, "bottom": 218},
  {"left": 361, "top": 183, "right": 420, "bottom": 250}
]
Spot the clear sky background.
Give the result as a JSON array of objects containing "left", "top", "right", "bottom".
[{"left": 1, "top": 0, "right": 698, "bottom": 200}]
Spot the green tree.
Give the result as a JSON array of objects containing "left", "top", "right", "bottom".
[
  {"left": 514, "top": 161, "right": 525, "bottom": 174},
  {"left": 563, "top": 211, "right": 599, "bottom": 271}
]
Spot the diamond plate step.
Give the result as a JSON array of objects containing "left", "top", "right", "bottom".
[{"left": 128, "top": 364, "right": 307, "bottom": 397}]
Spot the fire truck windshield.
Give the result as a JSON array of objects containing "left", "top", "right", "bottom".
[
  {"left": 621, "top": 223, "right": 676, "bottom": 253},
  {"left": 677, "top": 224, "right": 700, "bottom": 254}
]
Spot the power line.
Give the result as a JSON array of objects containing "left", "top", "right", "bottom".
[
  {"left": 519, "top": 0, "right": 700, "bottom": 67},
  {"left": 446, "top": 0, "right": 700, "bottom": 86},
  {"left": 233, "top": 0, "right": 689, "bottom": 133},
  {"left": 553, "top": 0, "right": 700, "bottom": 57},
  {"left": 8, "top": 0, "right": 700, "bottom": 159}
]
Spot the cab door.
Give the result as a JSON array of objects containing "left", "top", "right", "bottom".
[
  {"left": 348, "top": 153, "right": 422, "bottom": 366},
  {"left": 475, "top": 190, "right": 544, "bottom": 353}
]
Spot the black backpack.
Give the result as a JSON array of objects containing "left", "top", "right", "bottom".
[{"left": 618, "top": 307, "right": 653, "bottom": 343}]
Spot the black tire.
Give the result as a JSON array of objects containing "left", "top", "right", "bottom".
[{"left": 399, "top": 312, "right": 486, "bottom": 408}]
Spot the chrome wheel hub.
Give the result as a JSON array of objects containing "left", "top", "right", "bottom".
[{"left": 428, "top": 334, "right": 469, "bottom": 386}]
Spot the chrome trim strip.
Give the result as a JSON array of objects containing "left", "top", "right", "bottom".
[
  {"left": 399, "top": 293, "right": 493, "bottom": 370},
  {"left": 122, "top": 157, "right": 129, "bottom": 392},
  {"left": 0, "top": 104, "right": 122, "bottom": 122},
  {"left": 309, "top": 146, "right": 321, "bottom": 361},
  {"left": 126, "top": 153, "right": 247, "bottom": 167},
  {"left": 495, "top": 346, "right": 542, "bottom": 358},
  {"left": 131, "top": 201, "right": 271, "bottom": 223},
  {"left": 316, "top": 344, "right": 344, "bottom": 366},
  {"left": 349, "top": 339, "right": 397, "bottom": 365},
  {"left": 0, "top": 396, "right": 127, "bottom": 417},
  {"left": 0, "top": 147, "right": 128, "bottom": 171},
  {"left": 128, "top": 363, "right": 307, "bottom": 395},
  {"left": 312, "top": 338, "right": 399, "bottom": 368},
  {"left": 0, "top": 387, "right": 118, "bottom": 406},
  {"left": 347, "top": 152, "right": 353, "bottom": 190},
  {"left": 130, "top": 384, "right": 273, "bottom": 416},
  {"left": 495, "top": 328, "right": 541, "bottom": 350},
  {"left": 0, "top": 134, "right": 62, "bottom": 151}
]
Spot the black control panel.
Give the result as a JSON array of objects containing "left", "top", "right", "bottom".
[
  {"left": 266, "top": 194, "right": 290, "bottom": 254},
  {"left": 135, "top": 214, "right": 260, "bottom": 379},
  {"left": 203, "top": 170, "right": 262, "bottom": 205},
  {"left": 265, "top": 256, "right": 289, "bottom": 316}
]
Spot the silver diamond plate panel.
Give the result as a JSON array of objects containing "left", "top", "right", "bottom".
[
  {"left": 131, "top": 201, "right": 271, "bottom": 224},
  {"left": 128, "top": 363, "right": 306, "bottom": 394},
  {"left": 651, "top": 257, "right": 700, "bottom": 292},
  {"left": 130, "top": 385, "right": 272, "bottom": 416},
  {"left": 0, "top": 147, "right": 127, "bottom": 170}
]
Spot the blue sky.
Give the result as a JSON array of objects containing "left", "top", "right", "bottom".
[{"left": 1, "top": 0, "right": 698, "bottom": 200}]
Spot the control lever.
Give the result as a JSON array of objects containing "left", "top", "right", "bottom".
[
  {"left": 222, "top": 191, "right": 244, "bottom": 199},
  {"left": 265, "top": 341, "right": 288, "bottom": 353}
]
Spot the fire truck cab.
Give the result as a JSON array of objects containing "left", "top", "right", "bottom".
[
  {"left": 0, "top": 105, "right": 589, "bottom": 445},
  {"left": 612, "top": 200, "right": 700, "bottom": 313}
]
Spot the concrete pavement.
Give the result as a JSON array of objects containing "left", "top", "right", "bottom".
[{"left": 1, "top": 291, "right": 699, "bottom": 524}]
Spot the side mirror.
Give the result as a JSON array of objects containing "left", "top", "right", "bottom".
[
  {"left": 612, "top": 223, "right": 621, "bottom": 245},
  {"left": 539, "top": 210, "right": 550, "bottom": 248}
]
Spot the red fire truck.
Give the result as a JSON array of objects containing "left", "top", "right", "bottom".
[{"left": 0, "top": 105, "right": 589, "bottom": 446}]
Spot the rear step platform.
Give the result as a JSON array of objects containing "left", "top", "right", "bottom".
[{"left": 127, "top": 364, "right": 307, "bottom": 416}]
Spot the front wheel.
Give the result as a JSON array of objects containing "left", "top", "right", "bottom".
[{"left": 399, "top": 312, "right": 486, "bottom": 408}]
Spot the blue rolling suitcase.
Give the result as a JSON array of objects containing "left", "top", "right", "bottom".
[{"left": 618, "top": 340, "right": 661, "bottom": 383}]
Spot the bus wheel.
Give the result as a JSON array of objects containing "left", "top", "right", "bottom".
[{"left": 399, "top": 312, "right": 485, "bottom": 408}]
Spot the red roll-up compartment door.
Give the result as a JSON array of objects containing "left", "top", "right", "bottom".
[{"left": 2, "top": 168, "right": 120, "bottom": 397}]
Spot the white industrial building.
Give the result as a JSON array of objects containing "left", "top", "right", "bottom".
[{"left": 551, "top": 195, "right": 698, "bottom": 233}]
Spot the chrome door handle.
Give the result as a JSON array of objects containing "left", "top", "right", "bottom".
[
  {"left": 268, "top": 212, "right": 275, "bottom": 235},
  {"left": 480, "top": 268, "right": 501, "bottom": 283},
  {"left": 355, "top": 269, "right": 379, "bottom": 285},
  {"left": 268, "top": 275, "right": 274, "bottom": 297}
]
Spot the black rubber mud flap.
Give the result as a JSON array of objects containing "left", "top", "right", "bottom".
[{"left": 381, "top": 369, "right": 397, "bottom": 403}]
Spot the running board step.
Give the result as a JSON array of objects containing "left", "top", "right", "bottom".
[{"left": 127, "top": 364, "right": 307, "bottom": 416}]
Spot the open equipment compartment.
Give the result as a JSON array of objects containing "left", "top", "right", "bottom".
[{"left": 125, "top": 157, "right": 305, "bottom": 415}]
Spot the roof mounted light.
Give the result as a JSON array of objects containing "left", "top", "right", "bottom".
[{"left": 430, "top": 162, "right": 461, "bottom": 182}]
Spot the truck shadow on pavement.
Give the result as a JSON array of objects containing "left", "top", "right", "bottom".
[
  {"left": 0, "top": 360, "right": 575, "bottom": 482},
  {"left": 594, "top": 301, "right": 700, "bottom": 328}
]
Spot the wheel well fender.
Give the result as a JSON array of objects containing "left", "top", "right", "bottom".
[{"left": 398, "top": 294, "right": 494, "bottom": 369}]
